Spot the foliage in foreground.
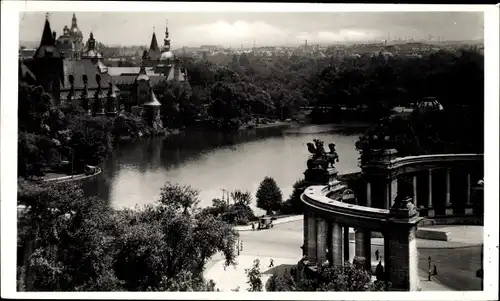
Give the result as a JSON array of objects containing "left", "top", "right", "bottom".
[
  {"left": 245, "top": 259, "right": 263, "bottom": 292},
  {"left": 264, "top": 257, "right": 388, "bottom": 292},
  {"left": 17, "top": 181, "right": 238, "bottom": 291}
]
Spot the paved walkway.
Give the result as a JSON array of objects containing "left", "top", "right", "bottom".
[{"left": 205, "top": 220, "right": 482, "bottom": 291}]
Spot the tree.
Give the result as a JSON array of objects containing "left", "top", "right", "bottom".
[
  {"left": 256, "top": 177, "right": 283, "bottom": 215},
  {"left": 281, "top": 178, "right": 307, "bottom": 214},
  {"left": 230, "top": 190, "right": 252, "bottom": 206},
  {"left": 67, "top": 115, "right": 113, "bottom": 171},
  {"left": 17, "top": 181, "right": 121, "bottom": 291},
  {"left": 17, "top": 181, "right": 240, "bottom": 291},
  {"left": 245, "top": 259, "right": 263, "bottom": 292}
]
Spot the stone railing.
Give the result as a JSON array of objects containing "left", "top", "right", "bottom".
[
  {"left": 299, "top": 153, "right": 483, "bottom": 291},
  {"left": 361, "top": 152, "right": 484, "bottom": 217}
]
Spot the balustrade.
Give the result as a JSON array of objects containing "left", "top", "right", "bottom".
[{"left": 301, "top": 153, "right": 482, "bottom": 291}]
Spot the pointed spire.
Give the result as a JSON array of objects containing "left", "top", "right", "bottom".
[
  {"left": 40, "top": 16, "right": 55, "bottom": 46},
  {"left": 149, "top": 31, "right": 160, "bottom": 52},
  {"left": 164, "top": 20, "right": 170, "bottom": 51},
  {"left": 71, "top": 13, "right": 77, "bottom": 28}
]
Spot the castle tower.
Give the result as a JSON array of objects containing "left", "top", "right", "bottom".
[{"left": 33, "top": 13, "right": 64, "bottom": 105}]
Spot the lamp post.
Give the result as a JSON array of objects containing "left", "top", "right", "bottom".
[{"left": 428, "top": 256, "right": 432, "bottom": 281}]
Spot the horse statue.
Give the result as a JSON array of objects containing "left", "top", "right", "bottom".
[
  {"left": 326, "top": 143, "right": 340, "bottom": 168},
  {"left": 306, "top": 140, "right": 340, "bottom": 170}
]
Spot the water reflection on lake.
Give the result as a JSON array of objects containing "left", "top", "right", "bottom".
[{"left": 85, "top": 123, "right": 368, "bottom": 215}]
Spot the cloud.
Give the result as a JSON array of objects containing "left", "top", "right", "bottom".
[
  {"left": 179, "top": 20, "right": 381, "bottom": 46},
  {"left": 180, "top": 20, "right": 285, "bottom": 46}
]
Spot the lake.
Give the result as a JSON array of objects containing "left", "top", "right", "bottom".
[{"left": 85, "top": 123, "right": 368, "bottom": 215}]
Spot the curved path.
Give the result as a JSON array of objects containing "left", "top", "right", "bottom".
[{"left": 205, "top": 220, "right": 482, "bottom": 291}]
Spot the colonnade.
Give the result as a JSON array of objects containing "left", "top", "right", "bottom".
[
  {"left": 365, "top": 168, "right": 476, "bottom": 216},
  {"left": 304, "top": 212, "right": 372, "bottom": 270},
  {"left": 303, "top": 209, "right": 421, "bottom": 291}
]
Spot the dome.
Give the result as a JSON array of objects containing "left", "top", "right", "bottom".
[
  {"left": 160, "top": 51, "right": 174, "bottom": 61},
  {"left": 71, "top": 27, "right": 83, "bottom": 38}
]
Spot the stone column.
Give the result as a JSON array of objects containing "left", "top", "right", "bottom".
[
  {"left": 316, "top": 218, "right": 328, "bottom": 265},
  {"left": 384, "top": 178, "right": 398, "bottom": 209},
  {"left": 307, "top": 213, "right": 317, "bottom": 263},
  {"left": 412, "top": 175, "right": 418, "bottom": 208},
  {"left": 445, "top": 168, "right": 453, "bottom": 215},
  {"left": 303, "top": 212, "right": 309, "bottom": 257},
  {"left": 427, "top": 169, "right": 435, "bottom": 217},
  {"left": 366, "top": 182, "right": 372, "bottom": 207},
  {"left": 329, "top": 222, "right": 343, "bottom": 267},
  {"left": 343, "top": 226, "right": 350, "bottom": 264},
  {"left": 354, "top": 229, "right": 372, "bottom": 270},
  {"left": 384, "top": 226, "right": 420, "bottom": 291},
  {"left": 465, "top": 173, "right": 473, "bottom": 215},
  {"left": 384, "top": 181, "right": 391, "bottom": 209}
]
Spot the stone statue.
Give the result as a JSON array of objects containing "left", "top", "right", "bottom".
[
  {"left": 306, "top": 139, "right": 340, "bottom": 170},
  {"left": 390, "top": 195, "right": 418, "bottom": 217},
  {"left": 326, "top": 143, "right": 340, "bottom": 168}
]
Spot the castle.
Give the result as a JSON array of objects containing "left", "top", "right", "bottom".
[{"left": 18, "top": 13, "right": 189, "bottom": 124}]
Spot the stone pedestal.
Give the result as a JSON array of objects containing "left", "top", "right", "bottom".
[
  {"left": 427, "top": 208, "right": 435, "bottom": 218},
  {"left": 303, "top": 167, "right": 338, "bottom": 186},
  {"left": 464, "top": 207, "right": 474, "bottom": 215},
  {"left": 445, "top": 207, "right": 454, "bottom": 216}
]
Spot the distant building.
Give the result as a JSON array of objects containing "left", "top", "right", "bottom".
[
  {"left": 111, "top": 21, "right": 188, "bottom": 105},
  {"left": 55, "top": 13, "right": 84, "bottom": 60},
  {"left": 20, "top": 15, "right": 116, "bottom": 114}
]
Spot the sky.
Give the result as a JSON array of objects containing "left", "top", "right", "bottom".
[{"left": 19, "top": 11, "right": 484, "bottom": 48}]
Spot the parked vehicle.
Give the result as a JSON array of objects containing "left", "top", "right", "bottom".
[{"left": 258, "top": 216, "right": 274, "bottom": 229}]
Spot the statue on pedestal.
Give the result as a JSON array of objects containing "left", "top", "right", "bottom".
[{"left": 306, "top": 139, "right": 339, "bottom": 170}]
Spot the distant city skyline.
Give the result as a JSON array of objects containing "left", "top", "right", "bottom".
[{"left": 19, "top": 11, "right": 484, "bottom": 49}]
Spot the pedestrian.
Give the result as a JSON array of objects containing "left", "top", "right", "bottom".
[
  {"left": 375, "top": 261, "right": 384, "bottom": 281},
  {"left": 269, "top": 258, "right": 274, "bottom": 267},
  {"left": 252, "top": 223, "right": 255, "bottom": 231},
  {"left": 375, "top": 249, "right": 380, "bottom": 261}
]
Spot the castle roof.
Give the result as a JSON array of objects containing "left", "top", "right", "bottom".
[
  {"left": 34, "top": 17, "right": 61, "bottom": 59},
  {"left": 61, "top": 59, "right": 112, "bottom": 90}
]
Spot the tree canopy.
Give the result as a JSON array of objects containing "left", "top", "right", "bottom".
[
  {"left": 256, "top": 177, "right": 283, "bottom": 215},
  {"left": 17, "top": 181, "right": 239, "bottom": 291}
]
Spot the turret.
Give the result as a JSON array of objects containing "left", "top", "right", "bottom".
[
  {"left": 164, "top": 20, "right": 170, "bottom": 51},
  {"left": 68, "top": 74, "right": 75, "bottom": 104},
  {"left": 150, "top": 27, "right": 160, "bottom": 53},
  {"left": 107, "top": 82, "right": 118, "bottom": 115},
  {"left": 81, "top": 75, "right": 90, "bottom": 113},
  {"left": 94, "top": 74, "right": 104, "bottom": 115}
]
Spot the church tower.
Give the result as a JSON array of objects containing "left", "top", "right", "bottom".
[
  {"left": 69, "top": 13, "right": 84, "bottom": 59},
  {"left": 163, "top": 20, "right": 171, "bottom": 52}
]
